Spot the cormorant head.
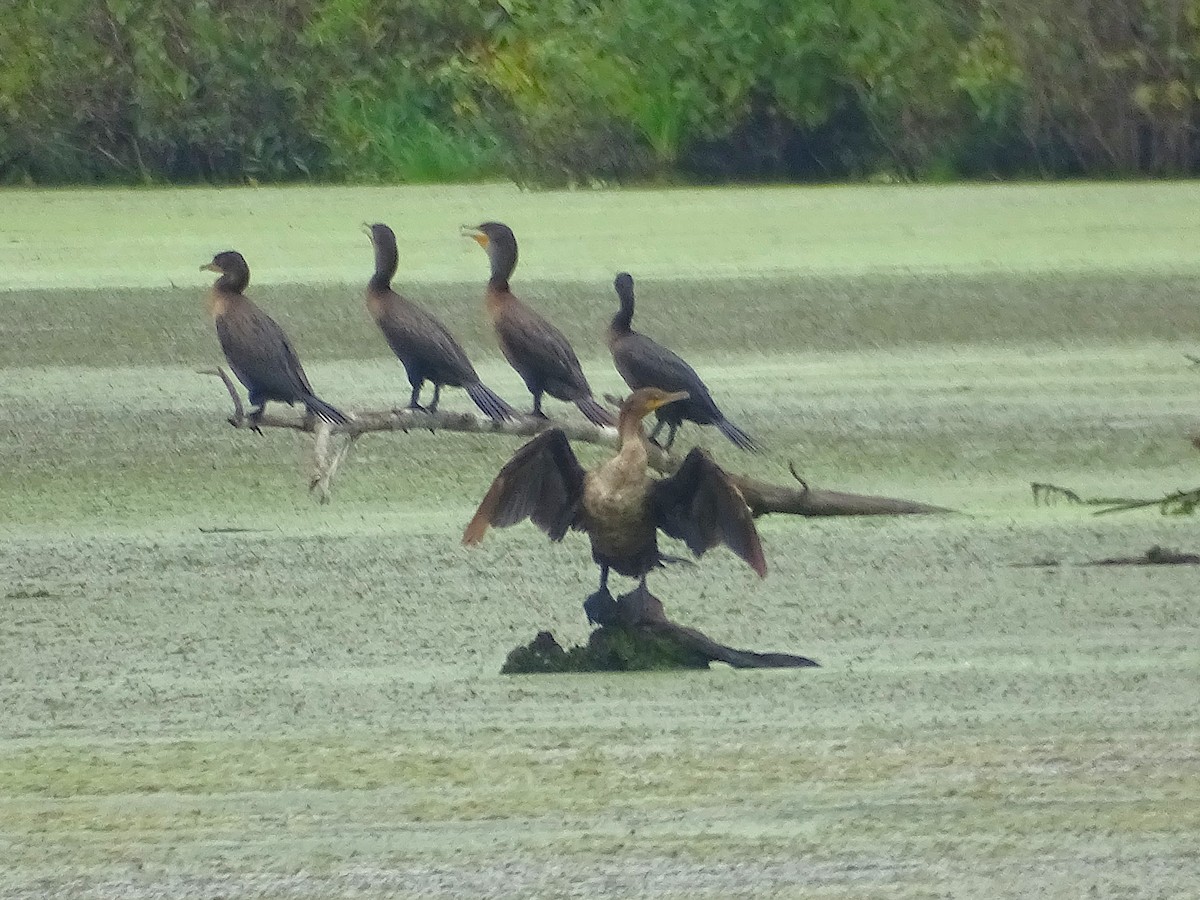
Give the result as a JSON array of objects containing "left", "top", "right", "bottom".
[
  {"left": 201, "top": 250, "right": 250, "bottom": 291},
  {"left": 614, "top": 272, "right": 634, "bottom": 297},
  {"left": 364, "top": 222, "right": 395, "bottom": 247},
  {"left": 461, "top": 222, "right": 518, "bottom": 283},
  {"left": 461, "top": 221, "right": 514, "bottom": 249},
  {"left": 624, "top": 387, "right": 690, "bottom": 421},
  {"left": 201, "top": 250, "right": 247, "bottom": 275}
]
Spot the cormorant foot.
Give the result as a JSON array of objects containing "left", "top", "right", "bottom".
[
  {"left": 391, "top": 405, "right": 433, "bottom": 432},
  {"left": 247, "top": 408, "right": 266, "bottom": 436},
  {"left": 407, "top": 403, "right": 437, "bottom": 433},
  {"left": 583, "top": 587, "right": 619, "bottom": 627},
  {"left": 615, "top": 584, "right": 667, "bottom": 625}
]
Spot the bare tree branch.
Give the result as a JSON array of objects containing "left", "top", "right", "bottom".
[
  {"left": 309, "top": 422, "right": 361, "bottom": 504},
  {"left": 1030, "top": 479, "right": 1200, "bottom": 516},
  {"left": 203, "top": 367, "right": 952, "bottom": 516},
  {"left": 199, "top": 367, "right": 245, "bottom": 426}
]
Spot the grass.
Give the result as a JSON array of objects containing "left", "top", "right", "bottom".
[{"left": 1, "top": 182, "right": 1199, "bottom": 897}]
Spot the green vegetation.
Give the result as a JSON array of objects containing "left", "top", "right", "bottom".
[
  {"left": 1, "top": 183, "right": 1199, "bottom": 895},
  {"left": 3, "top": 1, "right": 1199, "bottom": 184}
]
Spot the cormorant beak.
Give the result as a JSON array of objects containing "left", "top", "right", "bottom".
[
  {"left": 460, "top": 225, "right": 488, "bottom": 248},
  {"left": 649, "top": 390, "right": 689, "bottom": 411},
  {"left": 200, "top": 262, "right": 221, "bottom": 273},
  {"left": 362, "top": 223, "right": 374, "bottom": 239}
]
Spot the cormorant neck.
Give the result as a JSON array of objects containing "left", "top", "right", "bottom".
[
  {"left": 487, "top": 239, "right": 517, "bottom": 293},
  {"left": 617, "top": 408, "right": 650, "bottom": 445},
  {"left": 370, "top": 233, "right": 398, "bottom": 292},
  {"left": 216, "top": 269, "right": 249, "bottom": 294},
  {"left": 611, "top": 285, "right": 635, "bottom": 334}
]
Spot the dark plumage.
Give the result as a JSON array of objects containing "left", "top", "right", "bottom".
[
  {"left": 463, "top": 222, "right": 614, "bottom": 428},
  {"left": 365, "top": 223, "right": 514, "bottom": 421},
  {"left": 464, "top": 387, "right": 765, "bottom": 622},
  {"left": 608, "top": 272, "right": 759, "bottom": 452},
  {"left": 202, "top": 250, "right": 349, "bottom": 431}
]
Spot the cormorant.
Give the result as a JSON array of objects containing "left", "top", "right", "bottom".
[
  {"left": 608, "top": 272, "right": 759, "bottom": 452},
  {"left": 463, "top": 222, "right": 614, "bottom": 428},
  {"left": 202, "top": 250, "right": 349, "bottom": 431},
  {"left": 463, "top": 387, "right": 765, "bottom": 622},
  {"left": 365, "top": 223, "right": 514, "bottom": 421}
]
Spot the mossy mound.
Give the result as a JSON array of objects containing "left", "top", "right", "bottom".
[{"left": 502, "top": 627, "right": 712, "bottom": 674}]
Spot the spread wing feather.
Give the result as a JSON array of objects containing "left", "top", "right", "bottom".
[
  {"left": 649, "top": 447, "right": 766, "bottom": 576},
  {"left": 463, "top": 429, "right": 586, "bottom": 545}
]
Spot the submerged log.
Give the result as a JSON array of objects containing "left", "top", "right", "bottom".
[
  {"left": 1016, "top": 545, "right": 1200, "bottom": 567},
  {"left": 501, "top": 587, "right": 819, "bottom": 674}
]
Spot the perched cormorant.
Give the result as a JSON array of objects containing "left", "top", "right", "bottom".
[
  {"left": 202, "top": 250, "right": 349, "bottom": 431},
  {"left": 608, "top": 273, "right": 759, "bottom": 452},
  {"left": 365, "top": 223, "right": 514, "bottom": 421},
  {"left": 463, "top": 222, "right": 614, "bottom": 427},
  {"left": 463, "top": 387, "right": 765, "bottom": 622}
]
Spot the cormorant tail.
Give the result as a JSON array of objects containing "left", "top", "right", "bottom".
[
  {"left": 717, "top": 416, "right": 761, "bottom": 453},
  {"left": 466, "top": 381, "right": 516, "bottom": 422},
  {"left": 305, "top": 395, "right": 351, "bottom": 427},
  {"left": 575, "top": 396, "right": 616, "bottom": 428}
]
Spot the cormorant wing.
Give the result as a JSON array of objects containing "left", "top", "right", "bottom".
[
  {"left": 216, "top": 308, "right": 314, "bottom": 399},
  {"left": 497, "top": 304, "right": 589, "bottom": 392},
  {"left": 379, "top": 297, "right": 476, "bottom": 378},
  {"left": 648, "top": 447, "right": 766, "bottom": 576},
  {"left": 279, "top": 330, "right": 317, "bottom": 396},
  {"left": 463, "top": 429, "right": 587, "bottom": 545},
  {"left": 612, "top": 334, "right": 720, "bottom": 414}
]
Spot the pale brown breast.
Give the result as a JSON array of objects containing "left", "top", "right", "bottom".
[
  {"left": 365, "top": 287, "right": 389, "bottom": 324},
  {"left": 485, "top": 286, "right": 511, "bottom": 326},
  {"left": 583, "top": 449, "right": 654, "bottom": 552},
  {"left": 207, "top": 288, "right": 237, "bottom": 321}
]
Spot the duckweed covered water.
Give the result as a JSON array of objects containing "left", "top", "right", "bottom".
[{"left": 1, "top": 183, "right": 1198, "bottom": 897}]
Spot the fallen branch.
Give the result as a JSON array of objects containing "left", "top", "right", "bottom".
[
  {"left": 203, "top": 367, "right": 953, "bottom": 515},
  {"left": 1090, "top": 545, "right": 1200, "bottom": 565},
  {"left": 735, "top": 461, "right": 949, "bottom": 517},
  {"left": 1031, "top": 481, "right": 1200, "bottom": 516},
  {"left": 309, "top": 422, "right": 361, "bottom": 504}
]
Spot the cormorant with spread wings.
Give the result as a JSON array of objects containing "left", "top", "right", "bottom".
[{"left": 463, "top": 387, "right": 766, "bottom": 622}]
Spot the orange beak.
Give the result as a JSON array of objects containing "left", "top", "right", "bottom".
[{"left": 461, "top": 225, "right": 489, "bottom": 248}]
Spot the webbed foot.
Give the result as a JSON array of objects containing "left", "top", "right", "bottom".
[
  {"left": 583, "top": 587, "right": 619, "bottom": 627},
  {"left": 615, "top": 583, "right": 667, "bottom": 626},
  {"left": 247, "top": 406, "right": 266, "bottom": 436}
]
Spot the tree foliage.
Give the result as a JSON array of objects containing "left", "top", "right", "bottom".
[{"left": 1, "top": 0, "right": 1197, "bottom": 184}]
